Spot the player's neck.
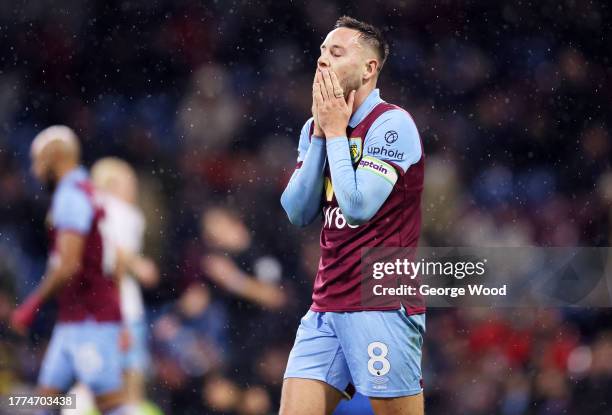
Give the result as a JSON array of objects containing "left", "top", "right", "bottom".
[
  {"left": 55, "top": 161, "right": 78, "bottom": 181},
  {"left": 351, "top": 84, "right": 376, "bottom": 115}
]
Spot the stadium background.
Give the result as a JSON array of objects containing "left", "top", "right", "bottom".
[{"left": 0, "top": 0, "right": 611, "bottom": 414}]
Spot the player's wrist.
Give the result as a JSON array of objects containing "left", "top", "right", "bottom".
[
  {"left": 311, "top": 135, "right": 325, "bottom": 143},
  {"left": 11, "top": 292, "right": 43, "bottom": 329},
  {"left": 323, "top": 124, "right": 347, "bottom": 139},
  {"left": 24, "top": 292, "right": 44, "bottom": 310},
  {"left": 325, "top": 133, "right": 347, "bottom": 141},
  {"left": 227, "top": 270, "right": 248, "bottom": 295}
]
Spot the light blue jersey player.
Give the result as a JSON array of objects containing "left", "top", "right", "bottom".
[{"left": 279, "top": 18, "right": 426, "bottom": 415}]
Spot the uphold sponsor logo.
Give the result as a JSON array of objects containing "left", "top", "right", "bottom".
[
  {"left": 367, "top": 146, "right": 405, "bottom": 160},
  {"left": 384, "top": 130, "right": 398, "bottom": 144}
]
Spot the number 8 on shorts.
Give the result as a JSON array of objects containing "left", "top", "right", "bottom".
[{"left": 367, "top": 341, "right": 391, "bottom": 377}]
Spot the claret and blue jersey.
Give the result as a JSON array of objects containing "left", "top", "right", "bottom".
[
  {"left": 297, "top": 88, "right": 422, "bottom": 176},
  {"left": 282, "top": 88, "right": 426, "bottom": 399},
  {"left": 281, "top": 88, "right": 425, "bottom": 314},
  {"left": 39, "top": 167, "right": 123, "bottom": 396},
  {"left": 51, "top": 167, "right": 94, "bottom": 235},
  {"left": 49, "top": 167, "right": 121, "bottom": 323}
]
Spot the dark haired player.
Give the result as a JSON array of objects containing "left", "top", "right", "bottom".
[
  {"left": 11, "top": 126, "right": 130, "bottom": 414},
  {"left": 280, "top": 17, "right": 425, "bottom": 415}
]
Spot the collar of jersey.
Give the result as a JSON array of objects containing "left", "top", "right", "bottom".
[
  {"left": 348, "top": 88, "right": 383, "bottom": 129},
  {"left": 57, "top": 166, "right": 88, "bottom": 189}
]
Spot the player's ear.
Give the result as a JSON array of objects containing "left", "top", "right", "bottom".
[{"left": 363, "top": 59, "right": 378, "bottom": 81}]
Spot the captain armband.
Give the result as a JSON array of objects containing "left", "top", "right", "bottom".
[{"left": 357, "top": 156, "right": 398, "bottom": 186}]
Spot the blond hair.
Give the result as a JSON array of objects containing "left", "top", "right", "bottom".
[{"left": 91, "top": 157, "right": 137, "bottom": 194}]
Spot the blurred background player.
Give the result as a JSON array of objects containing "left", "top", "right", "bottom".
[
  {"left": 10, "top": 126, "right": 130, "bottom": 415},
  {"left": 198, "top": 206, "right": 290, "bottom": 413},
  {"left": 200, "top": 206, "right": 287, "bottom": 310},
  {"left": 280, "top": 17, "right": 425, "bottom": 415},
  {"left": 91, "top": 157, "right": 159, "bottom": 413}
]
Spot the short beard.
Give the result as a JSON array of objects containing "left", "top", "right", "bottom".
[
  {"left": 341, "top": 75, "right": 362, "bottom": 99},
  {"left": 42, "top": 172, "right": 58, "bottom": 195}
]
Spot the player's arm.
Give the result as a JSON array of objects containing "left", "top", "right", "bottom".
[
  {"left": 10, "top": 187, "right": 93, "bottom": 333},
  {"left": 280, "top": 118, "right": 326, "bottom": 227},
  {"left": 202, "top": 254, "right": 286, "bottom": 309},
  {"left": 117, "top": 248, "right": 159, "bottom": 288},
  {"left": 326, "top": 110, "right": 422, "bottom": 225},
  {"left": 104, "top": 200, "right": 159, "bottom": 288},
  {"left": 32, "top": 231, "right": 86, "bottom": 301}
]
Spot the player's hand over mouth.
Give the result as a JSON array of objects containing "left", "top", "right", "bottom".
[
  {"left": 311, "top": 71, "right": 325, "bottom": 137},
  {"left": 314, "top": 69, "right": 355, "bottom": 138}
]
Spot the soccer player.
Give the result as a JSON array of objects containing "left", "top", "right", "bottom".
[
  {"left": 10, "top": 126, "right": 130, "bottom": 415},
  {"left": 91, "top": 157, "right": 159, "bottom": 411},
  {"left": 280, "top": 17, "right": 426, "bottom": 415}
]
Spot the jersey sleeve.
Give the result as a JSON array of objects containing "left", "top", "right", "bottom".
[
  {"left": 326, "top": 137, "right": 395, "bottom": 225},
  {"left": 52, "top": 185, "right": 94, "bottom": 234},
  {"left": 281, "top": 117, "right": 326, "bottom": 227},
  {"left": 297, "top": 118, "right": 315, "bottom": 164},
  {"left": 363, "top": 109, "right": 422, "bottom": 175}
]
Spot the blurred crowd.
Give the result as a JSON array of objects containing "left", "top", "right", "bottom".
[{"left": 0, "top": 0, "right": 611, "bottom": 414}]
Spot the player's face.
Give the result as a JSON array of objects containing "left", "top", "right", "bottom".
[
  {"left": 201, "top": 208, "right": 251, "bottom": 252},
  {"left": 30, "top": 147, "right": 53, "bottom": 185},
  {"left": 317, "top": 28, "right": 368, "bottom": 95},
  {"left": 114, "top": 171, "right": 138, "bottom": 204}
]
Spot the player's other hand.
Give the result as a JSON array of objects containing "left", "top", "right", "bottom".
[
  {"left": 119, "top": 326, "right": 132, "bottom": 352},
  {"left": 201, "top": 254, "right": 244, "bottom": 292},
  {"left": 311, "top": 71, "right": 325, "bottom": 137},
  {"left": 10, "top": 293, "right": 43, "bottom": 335},
  {"left": 314, "top": 68, "right": 356, "bottom": 138},
  {"left": 9, "top": 315, "right": 27, "bottom": 336},
  {"left": 131, "top": 256, "right": 159, "bottom": 289}
]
